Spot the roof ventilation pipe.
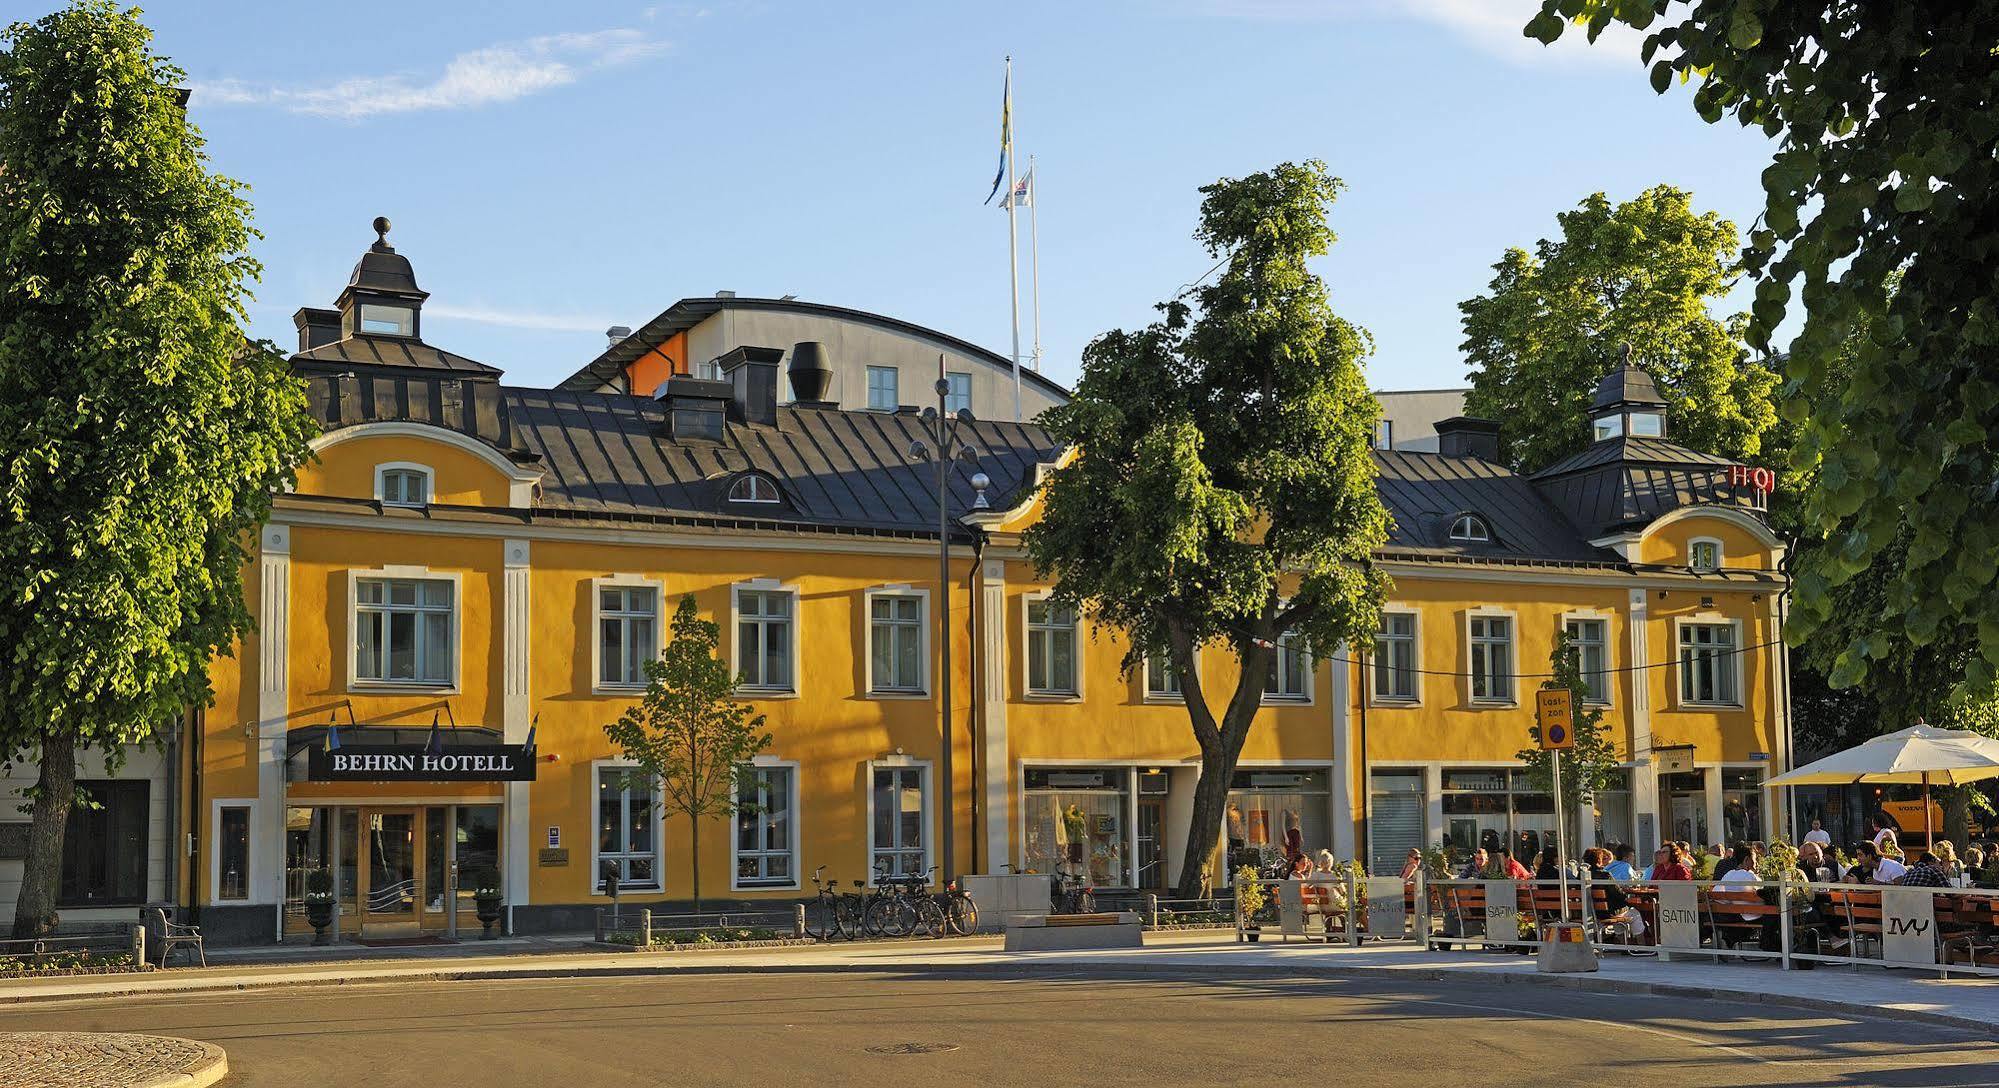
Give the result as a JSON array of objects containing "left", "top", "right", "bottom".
[{"left": 787, "top": 341, "right": 834, "bottom": 405}]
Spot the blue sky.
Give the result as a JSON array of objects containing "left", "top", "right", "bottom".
[{"left": 134, "top": 0, "right": 1777, "bottom": 393}]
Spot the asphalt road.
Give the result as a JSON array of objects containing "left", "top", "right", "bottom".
[{"left": 10, "top": 968, "right": 1999, "bottom": 1088}]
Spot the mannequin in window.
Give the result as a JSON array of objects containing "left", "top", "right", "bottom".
[
  {"left": 1227, "top": 802, "right": 1247, "bottom": 870},
  {"left": 1062, "top": 803, "right": 1087, "bottom": 869}
]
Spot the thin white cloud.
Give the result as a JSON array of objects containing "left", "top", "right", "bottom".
[
  {"left": 195, "top": 28, "right": 668, "bottom": 120},
  {"left": 425, "top": 303, "right": 615, "bottom": 333},
  {"left": 1183, "top": 0, "right": 1647, "bottom": 68}
]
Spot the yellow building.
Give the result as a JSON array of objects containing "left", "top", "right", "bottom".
[{"left": 181, "top": 223, "right": 1787, "bottom": 942}]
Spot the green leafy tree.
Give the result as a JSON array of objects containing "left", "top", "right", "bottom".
[
  {"left": 1026, "top": 161, "right": 1390, "bottom": 900},
  {"left": 1461, "top": 184, "right": 1779, "bottom": 472},
  {"left": 1526, "top": 3, "right": 1999, "bottom": 701},
  {"left": 604, "top": 596, "right": 772, "bottom": 912},
  {"left": 1516, "top": 632, "right": 1620, "bottom": 852},
  {"left": 0, "top": 3, "right": 312, "bottom": 936}
]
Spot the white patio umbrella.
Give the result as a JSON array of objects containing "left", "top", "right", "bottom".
[{"left": 1764, "top": 722, "right": 1999, "bottom": 845}]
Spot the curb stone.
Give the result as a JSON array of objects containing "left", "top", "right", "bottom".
[{"left": 3, "top": 955, "right": 1995, "bottom": 1038}]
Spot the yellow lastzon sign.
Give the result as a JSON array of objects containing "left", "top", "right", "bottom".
[{"left": 1536, "top": 688, "right": 1575, "bottom": 751}]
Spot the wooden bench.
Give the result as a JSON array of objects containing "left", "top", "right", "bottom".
[
  {"left": 1825, "top": 888, "right": 1884, "bottom": 959},
  {"left": 1704, "top": 888, "right": 1782, "bottom": 952}
]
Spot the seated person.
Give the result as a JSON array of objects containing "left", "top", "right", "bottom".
[
  {"left": 1898, "top": 850, "right": 1952, "bottom": 888},
  {"left": 1855, "top": 841, "right": 1907, "bottom": 885}
]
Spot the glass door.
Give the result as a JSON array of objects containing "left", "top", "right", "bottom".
[
  {"left": 1135, "top": 800, "right": 1164, "bottom": 890},
  {"left": 363, "top": 809, "right": 421, "bottom": 934},
  {"left": 453, "top": 805, "right": 503, "bottom": 934}
]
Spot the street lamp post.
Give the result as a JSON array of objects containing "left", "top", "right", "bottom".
[{"left": 908, "top": 353, "right": 989, "bottom": 886}]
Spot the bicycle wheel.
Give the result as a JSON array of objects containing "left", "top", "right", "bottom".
[
  {"left": 946, "top": 895, "right": 979, "bottom": 936},
  {"left": 913, "top": 895, "right": 947, "bottom": 937},
  {"left": 1078, "top": 890, "right": 1096, "bottom": 914},
  {"left": 803, "top": 895, "right": 836, "bottom": 941},
  {"left": 861, "top": 895, "right": 893, "bottom": 938},
  {"left": 834, "top": 894, "right": 864, "bottom": 939},
  {"left": 880, "top": 896, "right": 920, "bottom": 937}
]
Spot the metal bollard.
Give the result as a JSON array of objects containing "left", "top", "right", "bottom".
[
  {"left": 1345, "top": 870, "right": 1360, "bottom": 948},
  {"left": 594, "top": 907, "right": 605, "bottom": 943},
  {"left": 1778, "top": 876, "right": 1793, "bottom": 971},
  {"left": 794, "top": 902, "right": 807, "bottom": 939},
  {"left": 1147, "top": 893, "right": 1160, "bottom": 929},
  {"left": 641, "top": 908, "right": 653, "bottom": 948},
  {"left": 130, "top": 922, "right": 145, "bottom": 969}
]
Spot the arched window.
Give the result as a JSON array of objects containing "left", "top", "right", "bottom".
[
  {"left": 727, "top": 474, "right": 781, "bottom": 505},
  {"left": 1448, "top": 514, "right": 1491, "bottom": 543},
  {"left": 1689, "top": 537, "right": 1723, "bottom": 573}
]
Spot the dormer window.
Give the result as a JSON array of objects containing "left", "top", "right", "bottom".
[
  {"left": 1629, "top": 411, "right": 1664, "bottom": 437},
  {"left": 1448, "top": 514, "right": 1492, "bottom": 543},
  {"left": 359, "top": 303, "right": 414, "bottom": 336},
  {"left": 377, "top": 465, "right": 431, "bottom": 507},
  {"left": 727, "top": 474, "right": 781, "bottom": 504},
  {"left": 1593, "top": 414, "right": 1624, "bottom": 441},
  {"left": 1689, "top": 538, "right": 1722, "bottom": 573}
]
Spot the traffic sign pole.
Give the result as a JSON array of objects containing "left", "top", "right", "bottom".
[{"left": 1553, "top": 746, "right": 1567, "bottom": 923}]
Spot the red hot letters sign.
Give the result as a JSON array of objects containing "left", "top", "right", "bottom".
[{"left": 1728, "top": 465, "right": 1777, "bottom": 494}]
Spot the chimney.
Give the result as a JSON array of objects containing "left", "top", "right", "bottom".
[
  {"left": 292, "top": 307, "right": 341, "bottom": 352},
  {"left": 716, "top": 345, "right": 783, "bottom": 426},
  {"left": 605, "top": 325, "right": 632, "bottom": 350},
  {"left": 654, "top": 375, "right": 731, "bottom": 443},
  {"left": 714, "top": 290, "right": 737, "bottom": 299},
  {"left": 1434, "top": 416, "right": 1502, "bottom": 462},
  {"left": 787, "top": 341, "right": 835, "bottom": 405}
]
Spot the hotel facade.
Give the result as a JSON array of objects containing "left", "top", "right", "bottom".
[{"left": 154, "top": 225, "right": 1788, "bottom": 943}]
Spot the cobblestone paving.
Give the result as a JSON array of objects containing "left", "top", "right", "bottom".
[{"left": 0, "top": 1032, "right": 225, "bottom": 1088}]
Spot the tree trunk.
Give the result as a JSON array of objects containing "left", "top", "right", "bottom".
[
  {"left": 13, "top": 730, "right": 76, "bottom": 938},
  {"left": 1170, "top": 646, "right": 1270, "bottom": 901},
  {"left": 690, "top": 811, "right": 702, "bottom": 915}
]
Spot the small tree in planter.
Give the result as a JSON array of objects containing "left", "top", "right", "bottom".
[
  {"left": 1234, "top": 864, "right": 1271, "bottom": 942},
  {"left": 605, "top": 596, "right": 773, "bottom": 912},
  {"left": 302, "top": 869, "right": 335, "bottom": 945},
  {"left": 468, "top": 865, "right": 504, "bottom": 939}
]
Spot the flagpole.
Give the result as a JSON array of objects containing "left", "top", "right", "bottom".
[
  {"left": 1029, "top": 154, "right": 1042, "bottom": 374},
  {"left": 1004, "top": 56, "right": 1023, "bottom": 423}
]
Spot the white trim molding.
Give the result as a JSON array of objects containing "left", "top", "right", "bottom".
[
  {"left": 1687, "top": 536, "right": 1725, "bottom": 573},
  {"left": 591, "top": 573, "right": 664, "bottom": 695},
  {"left": 1557, "top": 608, "right": 1616, "bottom": 708},
  {"left": 588, "top": 758, "right": 666, "bottom": 896},
  {"left": 373, "top": 461, "right": 435, "bottom": 507},
  {"left": 1463, "top": 606, "right": 1521, "bottom": 708},
  {"left": 502, "top": 539, "right": 532, "bottom": 916},
  {"left": 254, "top": 526, "right": 289, "bottom": 918},
  {"left": 345, "top": 565, "right": 464, "bottom": 694},
  {"left": 309, "top": 421, "right": 542, "bottom": 507},
  {"left": 1021, "top": 590, "right": 1083, "bottom": 702},
  {"left": 731, "top": 579, "right": 801, "bottom": 698},
  {"left": 1671, "top": 613, "right": 1747, "bottom": 710},
  {"left": 1366, "top": 605, "right": 1422, "bottom": 707},
  {"left": 862, "top": 584, "right": 932, "bottom": 698},
  {"left": 730, "top": 759, "right": 802, "bottom": 893},
  {"left": 865, "top": 758, "right": 936, "bottom": 886}
]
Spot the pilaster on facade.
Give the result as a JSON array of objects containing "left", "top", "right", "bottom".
[
  {"left": 502, "top": 538, "right": 532, "bottom": 915},
  {"left": 1330, "top": 641, "right": 1354, "bottom": 859},
  {"left": 978, "top": 559, "right": 1009, "bottom": 870},
  {"left": 256, "top": 524, "right": 291, "bottom": 928},
  {"left": 1627, "top": 587, "right": 1659, "bottom": 855}
]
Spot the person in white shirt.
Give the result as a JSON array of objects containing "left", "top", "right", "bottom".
[
  {"left": 1715, "top": 847, "right": 1763, "bottom": 922},
  {"left": 1871, "top": 814, "right": 1900, "bottom": 852},
  {"left": 1858, "top": 841, "right": 1907, "bottom": 884},
  {"left": 1803, "top": 819, "right": 1833, "bottom": 849}
]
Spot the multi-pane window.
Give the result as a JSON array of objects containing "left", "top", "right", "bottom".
[
  {"left": 379, "top": 468, "right": 429, "bottom": 507},
  {"left": 1469, "top": 614, "right": 1513, "bottom": 703},
  {"left": 355, "top": 577, "right": 454, "bottom": 685},
  {"left": 61, "top": 781, "right": 149, "bottom": 906},
  {"left": 1679, "top": 623, "right": 1740, "bottom": 705},
  {"left": 735, "top": 588, "right": 795, "bottom": 691},
  {"left": 1689, "top": 539, "right": 1722, "bottom": 573},
  {"left": 728, "top": 475, "right": 779, "bottom": 504},
  {"left": 1449, "top": 514, "right": 1491, "bottom": 542},
  {"left": 945, "top": 372, "right": 972, "bottom": 415},
  {"left": 869, "top": 593, "right": 924, "bottom": 693},
  {"left": 1264, "top": 628, "right": 1309, "bottom": 700},
  {"left": 598, "top": 586, "right": 659, "bottom": 688},
  {"left": 597, "top": 768, "right": 658, "bottom": 890},
  {"left": 1026, "top": 598, "right": 1078, "bottom": 695},
  {"left": 866, "top": 366, "right": 899, "bottom": 411},
  {"left": 1373, "top": 612, "right": 1417, "bottom": 701},
  {"left": 735, "top": 766, "right": 794, "bottom": 888},
  {"left": 1145, "top": 655, "right": 1183, "bottom": 698},
  {"left": 1564, "top": 617, "right": 1610, "bottom": 704},
  {"left": 217, "top": 806, "right": 249, "bottom": 901},
  {"left": 871, "top": 766, "right": 927, "bottom": 879}
]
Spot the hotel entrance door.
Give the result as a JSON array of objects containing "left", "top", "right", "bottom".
[{"left": 362, "top": 809, "right": 421, "bottom": 937}]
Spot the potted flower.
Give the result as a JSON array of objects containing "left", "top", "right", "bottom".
[
  {"left": 302, "top": 869, "right": 335, "bottom": 945},
  {"left": 469, "top": 866, "right": 504, "bottom": 939},
  {"left": 1235, "top": 864, "right": 1270, "bottom": 942}
]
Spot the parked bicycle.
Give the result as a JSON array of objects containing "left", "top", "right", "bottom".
[
  {"left": 1050, "top": 869, "right": 1096, "bottom": 915},
  {"left": 938, "top": 877, "right": 979, "bottom": 936},
  {"left": 803, "top": 866, "right": 865, "bottom": 940},
  {"left": 862, "top": 865, "right": 935, "bottom": 937}
]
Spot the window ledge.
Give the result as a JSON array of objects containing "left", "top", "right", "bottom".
[
  {"left": 1368, "top": 697, "right": 1421, "bottom": 708},
  {"left": 593, "top": 683, "right": 650, "bottom": 697},
  {"left": 1142, "top": 694, "right": 1185, "bottom": 705},
  {"left": 866, "top": 690, "right": 931, "bottom": 701},
  {"left": 348, "top": 681, "right": 459, "bottom": 695},
  {"left": 1469, "top": 699, "right": 1519, "bottom": 710},
  {"left": 1676, "top": 701, "right": 1746, "bottom": 711},
  {"left": 736, "top": 688, "right": 800, "bottom": 700},
  {"left": 732, "top": 882, "right": 803, "bottom": 893},
  {"left": 1260, "top": 696, "right": 1313, "bottom": 707},
  {"left": 1024, "top": 692, "right": 1082, "bottom": 703}
]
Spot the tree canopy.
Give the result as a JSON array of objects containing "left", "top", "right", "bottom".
[
  {"left": 1026, "top": 160, "right": 1389, "bottom": 897},
  {"left": 0, "top": 1, "right": 313, "bottom": 935},
  {"left": 1528, "top": 2, "right": 1999, "bottom": 702},
  {"left": 1461, "top": 184, "right": 1779, "bottom": 473}
]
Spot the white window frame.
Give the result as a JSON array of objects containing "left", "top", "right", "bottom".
[
  {"left": 1143, "top": 649, "right": 1198, "bottom": 703},
  {"left": 863, "top": 586, "right": 930, "bottom": 697},
  {"left": 591, "top": 759, "right": 665, "bottom": 895},
  {"left": 1022, "top": 592, "right": 1082, "bottom": 700},
  {"left": 1560, "top": 610, "right": 1614, "bottom": 707},
  {"left": 1465, "top": 608, "right": 1517, "bottom": 706},
  {"left": 731, "top": 580, "right": 800, "bottom": 696},
  {"left": 1449, "top": 514, "right": 1492, "bottom": 543},
  {"left": 731, "top": 757, "right": 801, "bottom": 892},
  {"left": 592, "top": 575, "right": 662, "bottom": 694},
  {"left": 1688, "top": 536, "right": 1724, "bottom": 573},
  {"left": 1370, "top": 608, "right": 1420, "bottom": 705},
  {"left": 866, "top": 759, "right": 934, "bottom": 884},
  {"left": 1593, "top": 414, "right": 1624, "bottom": 441},
  {"left": 865, "top": 365, "right": 899, "bottom": 411},
  {"left": 1675, "top": 616, "right": 1744, "bottom": 708},
  {"left": 944, "top": 371, "right": 972, "bottom": 415},
  {"left": 347, "top": 567, "right": 461, "bottom": 693},
  {"left": 1629, "top": 411, "right": 1665, "bottom": 437},
  {"left": 374, "top": 462, "right": 434, "bottom": 508},
  {"left": 358, "top": 302, "right": 414, "bottom": 336},
  {"left": 1261, "top": 620, "right": 1314, "bottom": 704},
  {"left": 209, "top": 797, "right": 259, "bottom": 904},
  {"left": 727, "top": 475, "right": 781, "bottom": 504}
]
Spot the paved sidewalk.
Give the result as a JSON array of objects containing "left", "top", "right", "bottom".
[
  {"left": 10, "top": 931, "right": 1999, "bottom": 1035},
  {"left": 2, "top": 1031, "right": 227, "bottom": 1088}
]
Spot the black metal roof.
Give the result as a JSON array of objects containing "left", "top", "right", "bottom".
[
  {"left": 1532, "top": 437, "right": 1761, "bottom": 537},
  {"left": 1591, "top": 362, "right": 1668, "bottom": 413},
  {"left": 1374, "top": 449, "right": 1611, "bottom": 561},
  {"left": 304, "top": 368, "right": 535, "bottom": 461},
  {"left": 555, "top": 295, "right": 1072, "bottom": 401},
  {"left": 295, "top": 335, "right": 504, "bottom": 377}
]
